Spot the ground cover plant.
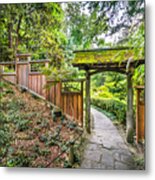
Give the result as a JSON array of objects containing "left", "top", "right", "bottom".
[{"left": 0, "top": 80, "right": 83, "bottom": 168}]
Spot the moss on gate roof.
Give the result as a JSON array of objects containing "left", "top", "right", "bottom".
[{"left": 73, "top": 47, "right": 144, "bottom": 65}]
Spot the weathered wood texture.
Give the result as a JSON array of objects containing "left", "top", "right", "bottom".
[
  {"left": 1, "top": 60, "right": 83, "bottom": 126},
  {"left": 46, "top": 82, "right": 83, "bottom": 126},
  {"left": 85, "top": 70, "right": 91, "bottom": 133},
  {"left": 136, "top": 86, "right": 145, "bottom": 143},
  {"left": 2, "top": 73, "right": 16, "bottom": 84},
  {"left": 28, "top": 74, "right": 47, "bottom": 97},
  {"left": 17, "top": 63, "right": 29, "bottom": 87},
  {"left": 61, "top": 92, "right": 83, "bottom": 126},
  {"left": 126, "top": 72, "right": 134, "bottom": 143}
]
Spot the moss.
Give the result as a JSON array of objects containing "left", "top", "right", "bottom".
[{"left": 73, "top": 48, "right": 144, "bottom": 64}]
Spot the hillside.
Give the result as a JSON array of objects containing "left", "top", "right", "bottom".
[{"left": 0, "top": 80, "right": 83, "bottom": 168}]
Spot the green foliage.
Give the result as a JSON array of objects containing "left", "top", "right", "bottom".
[
  {"left": 134, "top": 156, "right": 145, "bottom": 170},
  {"left": 91, "top": 105, "right": 116, "bottom": 121},
  {"left": 0, "top": 46, "right": 14, "bottom": 61},
  {"left": 15, "top": 119, "right": 30, "bottom": 131},
  {"left": 91, "top": 72, "right": 127, "bottom": 102},
  {"left": 0, "top": 130, "right": 11, "bottom": 147},
  {"left": 0, "top": 3, "right": 65, "bottom": 62},
  {"left": 6, "top": 153, "right": 32, "bottom": 167},
  {"left": 91, "top": 97, "right": 126, "bottom": 123},
  {"left": 64, "top": 2, "right": 108, "bottom": 50},
  {"left": 133, "top": 65, "right": 145, "bottom": 86}
]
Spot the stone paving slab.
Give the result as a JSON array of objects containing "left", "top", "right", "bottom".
[{"left": 81, "top": 108, "right": 135, "bottom": 170}]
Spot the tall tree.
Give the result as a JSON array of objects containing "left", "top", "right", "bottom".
[
  {"left": 64, "top": 0, "right": 144, "bottom": 49},
  {"left": 0, "top": 3, "right": 66, "bottom": 64}
]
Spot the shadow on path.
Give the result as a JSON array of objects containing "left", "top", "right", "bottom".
[{"left": 81, "top": 108, "right": 135, "bottom": 170}]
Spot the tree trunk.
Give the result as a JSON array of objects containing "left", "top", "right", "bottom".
[
  {"left": 126, "top": 72, "right": 134, "bottom": 143},
  {"left": 85, "top": 70, "right": 91, "bottom": 134},
  {"left": 8, "top": 22, "right": 13, "bottom": 49},
  {"left": 15, "top": 15, "right": 23, "bottom": 54}
]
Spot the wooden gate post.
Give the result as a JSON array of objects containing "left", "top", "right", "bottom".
[
  {"left": 136, "top": 86, "right": 145, "bottom": 143},
  {"left": 85, "top": 70, "right": 91, "bottom": 133},
  {"left": 126, "top": 71, "right": 134, "bottom": 143}
]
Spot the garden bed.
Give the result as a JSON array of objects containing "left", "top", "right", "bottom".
[{"left": 0, "top": 80, "right": 83, "bottom": 168}]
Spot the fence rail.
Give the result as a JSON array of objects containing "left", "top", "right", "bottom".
[{"left": 0, "top": 56, "right": 83, "bottom": 126}]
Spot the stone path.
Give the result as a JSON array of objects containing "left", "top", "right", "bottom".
[{"left": 81, "top": 108, "right": 135, "bottom": 170}]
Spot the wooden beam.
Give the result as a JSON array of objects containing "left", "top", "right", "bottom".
[
  {"left": 72, "top": 59, "right": 145, "bottom": 70},
  {"left": 126, "top": 72, "right": 134, "bottom": 143},
  {"left": 85, "top": 70, "right": 91, "bottom": 133},
  {"left": 0, "top": 61, "right": 16, "bottom": 65},
  {"left": 29, "top": 59, "right": 50, "bottom": 64},
  {"left": 73, "top": 47, "right": 133, "bottom": 53},
  {"left": 47, "top": 79, "right": 85, "bottom": 83},
  {"left": 88, "top": 68, "right": 126, "bottom": 76}
]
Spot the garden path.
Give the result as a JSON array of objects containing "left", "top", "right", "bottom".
[{"left": 81, "top": 108, "right": 135, "bottom": 170}]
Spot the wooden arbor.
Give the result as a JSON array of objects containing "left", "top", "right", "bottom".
[{"left": 73, "top": 47, "right": 145, "bottom": 143}]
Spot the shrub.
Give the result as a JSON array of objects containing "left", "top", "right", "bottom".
[{"left": 91, "top": 97, "right": 126, "bottom": 123}]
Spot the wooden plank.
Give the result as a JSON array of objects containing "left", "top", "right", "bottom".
[
  {"left": 56, "top": 83, "right": 58, "bottom": 106},
  {"left": 64, "top": 94, "right": 67, "bottom": 114},
  {"left": 74, "top": 94, "right": 77, "bottom": 122},
  {"left": 40, "top": 75, "right": 43, "bottom": 96},
  {"left": 38, "top": 75, "right": 41, "bottom": 95},
  {"left": 78, "top": 94, "right": 82, "bottom": 126},
  {"left": 26, "top": 63, "right": 29, "bottom": 87},
  {"left": 49, "top": 85, "right": 53, "bottom": 103},
  {"left": 30, "top": 75, "right": 33, "bottom": 91},
  {"left": 37, "top": 75, "right": 39, "bottom": 94},
  {"left": 54, "top": 84, "right": 56, "bottom": 105},
  {"left": 34, "top": 75, "right": 37, "bottom": 92},
  {"left": 1, "top": 73, "right": 16, "bottom": 76},
  {"left": 32, "top": 75, "right": 34, "bottom": 91},
  {"left": 19, "top": 64, "right": 22, "bottom": 85},
  {"left": 42, "top": 75, "right": 46, "bottom": 98},
  {"left": 50, "top": 84, "right": 53, "bottom": 103},
  {"left": 57, "top": 83, "right": 61, "bottom": 107},
  {"left": 21, "top": 65, "right": 24, "bottom": 86},
  {"left": 50, "top": 86, "right": 52, "bottom": 102},
  {"left": 61, "top": 94, "right": 64, "bottom": 111},
  {"left": 70, "top": 94, "right": 74, "bottom": 118},
  {"left": 22, "top": 65, "right": 25, "bottom": 86},
  {"left": 68, "top": 94, "right": 71, "bottom": 116},
  {"left": 138, "top": 104, "right": 145, "bottom": 141},
  {"left": 29, "top": 59, "right": 50, "bottom": 63},
  {"left": 68, "top": 95, "right": 71, "bottom": 116},
  {"left": 28, "top": 75, "right": 31, "bottom": 89}
]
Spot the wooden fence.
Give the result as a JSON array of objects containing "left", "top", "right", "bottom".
[
  {"left": 0, "top": 55, "right": 84, "bottom": 126},
  {"left": 136, "top": 86, "right": 145, "bottom": 143},
  {"left": 47, "top": 80, "right": 83, "bottom": 126}
]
